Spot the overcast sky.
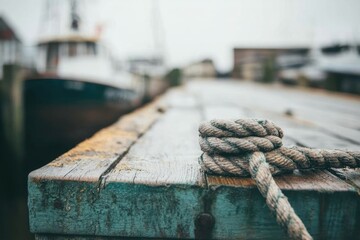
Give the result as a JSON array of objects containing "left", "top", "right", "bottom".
[{"left": 1, "top": 0, "right": 360, "bottom": 71}]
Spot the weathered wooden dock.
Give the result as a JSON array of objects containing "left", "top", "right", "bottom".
[{"left": 28, "top": 80, "right": 360, "bottom": 239}]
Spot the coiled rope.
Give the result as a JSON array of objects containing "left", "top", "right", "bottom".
[{"left": 198, "top": 119, "right": 360, "bottom": 240}]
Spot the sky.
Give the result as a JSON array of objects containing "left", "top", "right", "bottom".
[{"left": 1, "top": 0, "right": 360, "bottom": 71}]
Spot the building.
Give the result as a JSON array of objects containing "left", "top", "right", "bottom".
[
  {"left": 183, "top": 59, "right": 216, "bottom": 79},
  {"left": 0, "top": 16, "right": 22, "bottom": 78},
  {"left": 321, "top": 47, "right": 360, "bottom": 94},
  {"left": 232, "top": 47, "right": 309, "bottom": 81},
  {"left": 280, "top": 43, "right": 360, "bottom": 93}
]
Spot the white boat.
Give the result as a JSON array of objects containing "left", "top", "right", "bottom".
[{"left": 24, "top": 0, "right": 147, "bottom": 164}]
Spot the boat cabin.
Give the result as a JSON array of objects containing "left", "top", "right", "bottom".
[{"left": 36, "top": 35, "right": 103, "bottom": 74}]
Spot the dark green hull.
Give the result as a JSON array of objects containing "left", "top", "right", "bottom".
[{"left": 24, "top": 77, "right": 142, "bottom": 169}]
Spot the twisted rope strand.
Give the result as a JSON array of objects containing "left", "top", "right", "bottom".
[
  {"left": 249, "top": 152, "right": 312, "bottom": 240},
  {"left": 200, "top": 135, "right": 283, "bottom": 154},
  {"left": 201, "top": 146, "right": 360, "bottom": 176},
  {"left": 199, "top": 119, "right": 284, "bottom": 138},
  {"left": 198, "top": 118, "right": 360, "bottom": 240}
]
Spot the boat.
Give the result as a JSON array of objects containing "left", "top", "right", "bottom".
[
  {"left": 277, "top": 42, "right": 360, "bottom": 91},
  {"left": 24, "top": 0, "right": 146, "bottom": 167},
  {"left": 127, "top": 55, "right": 168, "bottom": 102}
]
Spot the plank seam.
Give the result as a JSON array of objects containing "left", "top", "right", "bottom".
[
  {"left": 97, "top": 110, "right": 166, "bottom": 192},
  {"left": 317, "top": 126, "right": 360, "bottom": 145}
]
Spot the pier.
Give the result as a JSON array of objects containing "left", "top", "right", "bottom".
[{"left": 28, "top": 80, "right": 360, "bottom": 239}]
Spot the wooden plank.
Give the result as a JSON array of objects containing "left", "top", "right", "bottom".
[
  {"left": 163, "top": 87, "right": 198, "bottom": 108},
  {"left": 28, "top": 99, "right": 164, "bottom": 182},
  {"left": 29, "top": 80, "right": 360, "bottom": 239},
  {"left": 35, "top": 234, "right": 164, "bottom": 240},
  {"left": 207, "top": 175, "right": 358, "bottom": 239},
  {"left": 315, "top": 123, "right": 360, "bottom": 145},
  {"left": 29, "top": 104, "right": 207, "bottom": 238},
  {"left": 100, "top": 107, "right": 205, "bottom": 238},
  {"left": 208, "top": 169, "right": 354, "bottom": 192},
  {"left": 206, "top": 80, "right": 360, "bottom": 192},
  {"left": 202, "top": 105, "right": 249, "bottom": 120},
  {"left": 34, "top": 234, "right": 154, "bottom": 239},
  {"left": 200, "top": 101, "right": 354, "bottom": 191},
  {"left": 330, "top": 168, "right": 360, "bottom": 193},
  {"left": 269, "top": 88, "right": 360, "bottom": 129},
  {"left": 285, "top": 127, "right": 360, "bottom": 150},
  {"left": 188, "top": 81, "right": 360, "bottom": 143},
  {"left": 198, "top": 81, "right": 360, "bottom": 186},
  {"left": 28, "top": 99, "right": 165, "bottom": 236},
  {"left": 279, "top": 118, "right": 360, "bottom": 192},
  {"left": 107, "top": 108, "right": 203, "bottom": 185},
  {"left": 251, "top": 83, "right": 360, "bottom": 127}
]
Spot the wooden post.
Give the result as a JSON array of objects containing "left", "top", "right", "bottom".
[
  {"left": 142, "top": 73, "right": 151, "bottom": 103},
  {"left": 1, "top": 64, "right": 26, "bottom": 193}
]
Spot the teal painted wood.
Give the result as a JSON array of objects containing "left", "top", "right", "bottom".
[
  {"left": 35, "top": 234, "right": 157, "bottom": 239},
  {"left": 208, "top": 182, "right": 359, "bottom": 240},
  {"left": 28, "top": 98, "right": 168, "bottom": 237},
  {"left": 28, "top": 179, "right": 205, "bottom": 238},
  {"left": 29, "top": 172, "right": 359, "bottom": 239},
  {"left": 28, "top": 106, "right": 208, "bottom": 239}
]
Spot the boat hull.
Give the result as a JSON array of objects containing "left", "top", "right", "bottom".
[{"left": 24, "top": 77, "right": 142, "bottom": 168}]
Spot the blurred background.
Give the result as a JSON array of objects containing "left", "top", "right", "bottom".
[{"left": 1, "top": 0, "right": 359, "bottom": 239}]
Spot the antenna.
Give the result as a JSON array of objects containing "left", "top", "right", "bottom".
[
  {"left": 70, "top": 0, "right": 80, "bottom": 31},
  {"left": 151, "top": 0, "right": 165, "bottom": 63}
]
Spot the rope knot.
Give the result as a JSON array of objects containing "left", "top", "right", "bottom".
[
  {"left": 199, "top": 118, "right": 360, "bottom": 177},
  {"left": 198, "top": 118, "right": 360, "bottom": 240}
]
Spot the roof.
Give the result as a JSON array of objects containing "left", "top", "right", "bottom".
[
  {"left": 234, "top": 46, "right": 309, "bottom": 52},
  {"left": 0, "top": 16, "right": 21, "bottom": 42},
  {"left": 37, "top": 34, "right": 99, "bottom": 45},
  {"left": 320, "top": 51, "right": 360, "bottom": 75}
]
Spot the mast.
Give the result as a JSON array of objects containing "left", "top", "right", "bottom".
[
  {"left": 70, "top": 0, "right": 80, "bottom": 31},
  {"left": 151, "top": 0, "right": 165, "bottom": 63}
]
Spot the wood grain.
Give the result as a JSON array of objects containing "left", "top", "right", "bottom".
[
  {"left": 107, "top": 108, "right": 203, "bottom": 186},
  {"left": 28, "top": 80, "right": 360, "bottom": 239},
  {"left": 28, "top": 93, "right": 207, "bottom": 238},
  {"left": 93, "top": 107, "right": 205, "bottom": 238},
  {"left": 29, "top": 98, "right": 164, "bottom": 182},
  {"left": 28, "top": 98, "right": 166, "bottom": 236}
]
